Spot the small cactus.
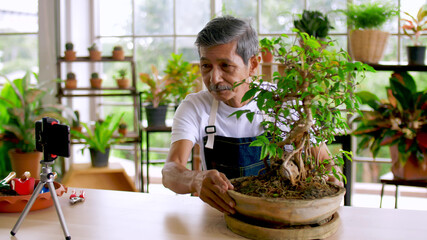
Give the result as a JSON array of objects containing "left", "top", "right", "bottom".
[
  {"left": 91, "top": 72, "right": 99, "bottom": 79},
  {"left": 88, "top": 43, "right": 98, "bottom": 51},
  {"left": 113, "top": 45, "right": 123, "bottom": 51},
  {"left": 65, "top": 42, "right": 74, "bottom": 51},
  {"left": 67, "top": 72, "right": 76, "bottom": 79}
]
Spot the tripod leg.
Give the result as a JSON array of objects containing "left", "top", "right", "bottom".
[
  {"left": 11, "top": 181, "right": 46, "bottom": 236},
  {"left": 47, "top": 181, "right": 71, "bottom": 240}
]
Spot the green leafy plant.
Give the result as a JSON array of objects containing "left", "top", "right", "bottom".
[
  {"left": 232, "top": 31, "right": 373, "bottom": 187},
  {"left": 0, "top": 72, "right": 73, "bottom": 153},
  {"left": 113, "top": 45, "right": 123, "bottom": 51},
  {"left": 70, "top": 112, "right": 125, "bottom": 153},
  {"left": 353, "top": 72, "right": 427, "bottom": 164},
  {"left": 165, "top": 53, "right": 201, "bottom": 104},
  {"left": 139, "top": 65, "right": 172, "bottom": 108},
  {"left": 65, "top": 42, "right": 74, "bottom": 51},
  {"left": 293, "top": 10, "right": 334, "bottom": 38},
  {"left": 72, "top": 110, "right": 80, "bottom": 128},
  {"left": 88, "top": 43, "right": 99, "bottom": 51},
  {"left": 116, "top": 68, "right": 127, "bottom": 79},
  {"left": 341, "top": 2, "right": 398, "bottom": 29},
  {"left": 401, "top": 4, "right": 427, "bottom": 46}
]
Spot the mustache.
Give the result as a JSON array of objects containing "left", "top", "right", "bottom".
[{"left": 208, "top": 84, "right": 232, "bottom": 92}]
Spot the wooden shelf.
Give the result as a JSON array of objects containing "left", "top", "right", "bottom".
[
  {"left": 58, "top": 56, "right": 134, "bottom": 62},
  {"left": 61, "top": 162, "right": 137, "bottom": 192}
]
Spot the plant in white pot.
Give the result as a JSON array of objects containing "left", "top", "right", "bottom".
[
  {"left": 401, "top": 4, "right": 427, "bottom": 65},
  {"left": 340, "top": 1, "right": 398, "bottom": 64},
  {"left": 225, "top": 32, "right": 373, "bottom": 239},
  {"left": 0, "top": 72, "right": 74, "bottom": 178}
]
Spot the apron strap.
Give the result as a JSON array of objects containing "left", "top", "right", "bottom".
[{"left": 205, "top": 99, "right": 219, "bottom": 149}]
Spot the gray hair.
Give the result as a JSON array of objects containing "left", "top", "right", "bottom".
[{"left": 195, "top": 16, "right": 259, "bottom": 65}]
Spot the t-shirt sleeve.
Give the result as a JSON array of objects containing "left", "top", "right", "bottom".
[{"left": 170, "top": 94, "right": 201, "bottom": 145}]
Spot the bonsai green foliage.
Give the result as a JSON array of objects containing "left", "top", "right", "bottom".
[
  {"left": 65, "top": 42, "right": 74, "bottom": 51},
  {"left": 0, "top": 72, "right": 73, "bottom": 153},
  {"left": 70, "top": 112, "right": 125, "bottom": 154},
  {"left": 401, "top": 5, "right": 427, "bottom": 46},
  {"left": 231, "top": 32, "right": 374, "bottom": 185},
  {"left": 88, "top": 43, "right": 99, "bottom": 51},
  {"left": 353, "top": 72, "right": 427, "bottom": 165},
  {"left": 113, "top": 45, "right": 123, "bottom": 51},
  {"left": 139, "top": 65, "right": 172, "bottom": 108},
  {"left": 165, "top": 53, "right": 201, "bottom": 104},
  {"left": 67, "top": 72, "right": 76, "bottom": 79},
  {"left": 72, "top": 111, "right": 80, "bottom": 128},
  {"left": 341, "top": 2, "right": 398, "bottom": 29},
  {"left": 293, "top": 10, "right": 334, "bottom": 39},
  {"left": 91, "top": 72, "right": 99, "bottom": 79}
]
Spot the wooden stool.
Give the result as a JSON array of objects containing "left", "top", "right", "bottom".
[{"left": 379, "top": 172, "right": 427, "bottom": 208}]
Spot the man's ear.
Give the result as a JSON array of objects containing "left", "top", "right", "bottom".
[{"left": 248, "top": 55, "right": 260, "bottom": 76}]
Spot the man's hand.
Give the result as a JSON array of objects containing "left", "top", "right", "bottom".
[{"left": 193, "top": 170, "right": 236, "bottom": 215}]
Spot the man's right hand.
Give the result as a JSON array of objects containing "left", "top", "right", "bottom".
[{"left": 193, "top": 170, "right": 236, "bottom": 215}]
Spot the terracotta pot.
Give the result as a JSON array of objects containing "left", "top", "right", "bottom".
[
  {"left": 118, "top": 128, "right": 127, "bottom": 136},
  {"left": 112, "top": 50, "right": 124, "bottom": 60},
  {"left": 90, "top": 78, "right": 103, "bottom": 88},
  {"left": 65, "top": 79, "right": 77, "bottom": 89},
  {"left": 71, "top": 126, "right": 82, "bottom": 132},
  {"left": 89, "top": 50, "right": 102, "bottom": 61},
  {"left": 349, "top": 29, "right": 389, "bottom": 64},
  {"left": 228, "top": 179, "right": 345, "bottom": 226},
  {"left": 390, "top": 145, "right": 427, "bottom": 180},
  {"left": 8, "top": 149, "right": 42, "bottom": 179},
  {"left": 64, "top": 50, "right": 76, "bottom": 61},
  {"left": 116, "top": 78, "right": 130, "bottom": 89},
  {"left": 261, "top": 48, "right": 273, "bottom": 63}
]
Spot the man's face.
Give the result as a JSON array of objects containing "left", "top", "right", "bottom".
[{"left": 199, "top": 41, "right": 257, "bottom": 108}]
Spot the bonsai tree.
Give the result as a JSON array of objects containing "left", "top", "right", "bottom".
[
  {"left": 352, "top": 72, "right": 427, "bottom": 179},
  {"left": 165, "top": 53, "right": 201, "bottom": 105},
  {"left": 293, "top": 10, "right": 334, "bottom": 39},
  {"left": 64, "top": 42, "right": 76, "bottom": 61},
  {"left": 231, "top": 32, "right": 373, "bottom": 192}
]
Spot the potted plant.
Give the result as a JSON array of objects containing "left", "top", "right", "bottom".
[
  {"left": 340, "top": 1, "right": 398, "bottom": 63},
  {"left": 259, "top": 38, "right": 274, "bottom": 63},
  {"left": 293, "top": 10, "right": 334, "bottom": 39},
  {"left": 70, "top": 112, "right": 125, "bottom": 167},
  {"left": 0, "top": 72, "right": 73, "bottom": 178},
  {"left": 140, "top": 65, "right": 172, "bottom": 127},
  {"left": 224, "top": 33, "right": 372, "bottom": 238},
  {"left": 115, "top": 68, "right": 130, "bottom": 89},
  {"left": 64, "top": 42, "right": 76, "bottom": 61},
  {"left": 65, "top": 72, "right": 77, "bottom": 89},
  {"left": 88, "top": 43, "right": 102, "bottom": 61},
  {"left": 118, "top": 121, "right": 128, "bottom": 136},
  {"left": 353, "top": 71, "right": 427, "bottom": 180},
  {"left": 112, "top": 45, "right": 124, "bottom": 60},
  {"left": 90, "top": 72, "right": 102, "bottom": 89},
  {"left": 71, "top": 110, "right": 82, "bottom": 133},
  {"left": 401, "top": 5, "right": 427, "bottom": 65},
  {"left": 165, "top": 53, "right": 201, "bottom": 106}
]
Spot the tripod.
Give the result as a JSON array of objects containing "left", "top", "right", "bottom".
[{"left": 10, "top": 156, "right": 71, "bottom": 240}]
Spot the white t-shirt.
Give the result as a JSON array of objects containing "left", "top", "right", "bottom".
[{"left": 171, "top": 90, "right": 264, "bottom": 170}]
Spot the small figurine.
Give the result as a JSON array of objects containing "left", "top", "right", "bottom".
[
  {"left": 11, "top": 172, "right": 35, "bottom": 195},
  {"left": 69, "top": 190, "right": 85, "bottom": 204}
]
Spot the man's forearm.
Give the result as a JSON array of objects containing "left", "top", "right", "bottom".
[{"left": 162, "top": 161, "right": 202, "bottom": 194}]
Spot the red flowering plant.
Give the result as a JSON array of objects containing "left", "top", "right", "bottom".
[
  {"left": 401, "top": 5, "right": 427, "bottom": 46},
  {"left": 353, "top": 72, "right": 427, "bottom": 166}
]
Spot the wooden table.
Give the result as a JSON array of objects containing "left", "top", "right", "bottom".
[{"left": 1, "top": 188, "right": 426, "bottom": 240}]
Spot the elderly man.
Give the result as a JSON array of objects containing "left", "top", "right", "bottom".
[{"left": 162, "top": 16, "right": 334, "bottom": 215}]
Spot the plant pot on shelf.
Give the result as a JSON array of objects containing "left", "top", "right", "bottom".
[
  {"left": 145, "top": 104, "right": 168, "bottom": 127},
  {"left": 89, "top": 50, "right": 102, "bottom": 61},
  {"left": 260, "top": 47, "right": 273, "bottom": 63},
  {"left": 65, "top": 79, "right": 77, "bottom": 89},
  {"left": 116, "top": 78, "right": 130, "bottom": 89},
  {"left": 90, "top": 78, "right": 103, "bottom": 88},
  {"left": 64, "top": 50, "right": 76, "bottom": 61},
  {"left": 390, "top": 145, "right": 427, "bottom": 180},
  {"left": 8, "top": 149, "right": 42, "bottom": 179},
  {"left": 349, "top": 29, "right": 389, "bottom": 64},
  {"left": 407, "top": 46, "right": 426, "bottom": 65},
  {"left": 89, "top": 148, "right": 110, "bottom": 167}
]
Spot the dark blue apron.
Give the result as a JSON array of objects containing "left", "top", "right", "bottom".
[{"left": 203, "top": 99, "right": 267, "bottom": 179}]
